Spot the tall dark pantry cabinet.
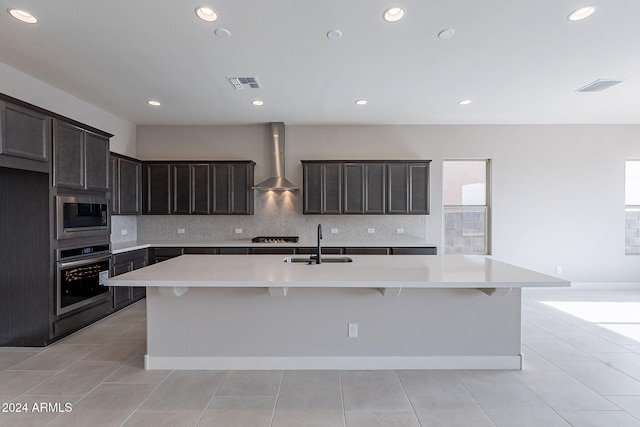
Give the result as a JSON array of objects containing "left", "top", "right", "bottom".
[{"left": 0, "top": 94, "right": 113, "bottom": 346}]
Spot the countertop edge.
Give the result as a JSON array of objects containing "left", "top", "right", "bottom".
[{"left": 111, "top": 240, "right": 440, "bottom": 254}]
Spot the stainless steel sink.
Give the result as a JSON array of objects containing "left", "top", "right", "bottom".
[{"left": 283, "top": 256, "right": 353, "bottom": 264}]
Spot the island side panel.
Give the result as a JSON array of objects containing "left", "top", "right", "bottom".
[{"left": 145, "top": 286, "right": 522, "bottom": 369}]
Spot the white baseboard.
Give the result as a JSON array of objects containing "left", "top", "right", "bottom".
[
  {"left": 144, "top": 354, "right": 523, "bottom": 371},
  {"left": 569, "top": 282, "right": 640, "bottom": 289}
]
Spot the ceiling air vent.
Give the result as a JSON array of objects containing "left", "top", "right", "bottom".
[
  {"left": 226, "top": 76, "right": 262, "bottom": 90},
  {"left": 576, "top": 79, "right": 623, "bottom": 92}
]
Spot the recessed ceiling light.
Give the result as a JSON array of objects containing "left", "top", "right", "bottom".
[
  {"left": 438, "top": 29, "right": 455, "bottom": 39},
  {"left": 147, "top": 100, "right": 161, "bottom": 107},
  {"left": 383, "top": 7, "right": 405, "bottom": 22},
  {"left": 355, "top": 99, "right": 368, "bottom": 106},
  {"left": 195, "top": 6, "right": 218, "bottom": 22},
  {"left": 458, "top": 99, "right": 472, "bottom": 105},
  {"left": 252, "top": 100, "right": 264, "bottom": 106},
  {"left": 7, "top": 8, "right": 38, "bottom": 24},
  {"left": 568, "top": 5, "right": 597, "bottom": 21}
]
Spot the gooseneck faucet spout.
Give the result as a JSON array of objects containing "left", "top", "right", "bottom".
[{"left": 316, "top": 224, "right": 323, "bottom": 264}]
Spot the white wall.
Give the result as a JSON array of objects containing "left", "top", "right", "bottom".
[
  {"left": 138, "top": 124, "right": 640, "bottom": 283},
  {"left": 0, "top": 63, "right": 136, "bottom": 156}
]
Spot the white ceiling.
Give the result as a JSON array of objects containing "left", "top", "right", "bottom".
[{"left": 1, "top": 1, "right": 639, "bottom": 125}]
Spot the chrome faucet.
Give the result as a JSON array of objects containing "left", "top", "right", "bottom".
[{"left": 315, "top": 224, "right": 322, "bottom": 264}]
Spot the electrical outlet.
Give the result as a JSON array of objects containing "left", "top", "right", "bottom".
[
  {"left": 367, "top": 228, "right": 375, "bottom": 234},
  {"left": 348, "top": 323, "right": 358, "bottom": 338},
  {"left": 177, "top": 228, "right": 185, "bottom": 234},
  {"left": 121, "top": 229, "right": 128, "bottom": 235},
  {"left": 330, "top": 228, "right": 339, "bottom": 234},
  {"left": 396, "top": 228, "right": 404, "bottom": 234},
  {"left": 235, "top": 228, "right": 243, "bottom": 234},
  {"left": 556, "top": 266, "right": 563, "bottom": 274}
]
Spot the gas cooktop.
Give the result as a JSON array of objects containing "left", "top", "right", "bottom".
[{"left": 251, "top": 236, "right": 299, "bottom": 244}]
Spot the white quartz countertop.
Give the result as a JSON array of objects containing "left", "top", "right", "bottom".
[
  {"left": 111, "top": 240, "right": 438, "bottom": 254},
  {"left": 106, "top": 254, "right": 569, "bottom": 291}
]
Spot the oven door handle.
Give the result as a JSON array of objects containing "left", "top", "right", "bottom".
[{"left": 58, "top": 254, "right": 112, "bottom": 269}]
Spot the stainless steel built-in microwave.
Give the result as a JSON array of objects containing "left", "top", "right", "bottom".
[{"left": 56, "top": 195, "right": 109, "bottom": 240}]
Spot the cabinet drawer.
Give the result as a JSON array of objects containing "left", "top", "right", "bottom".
[
  {"left": 251, "top": 247, "right": 296, "bottom": 255},
  {"left": 113, "top": 249, "right": 148, "bottom": 265},
  {"left": 296, "top": 247, "right": 343, "bottom": 255},
  {"left": 344, "top": 247, "right": 389, "bottom": 255},
  {"left": 218, "top": 247, "right": 250, "bottom": 255},
  {"left": 183, "top": 247, "right": 218, "bottom": 254},
  {"left": 391, "top": 247, "right": 437, "bottom": 255}
]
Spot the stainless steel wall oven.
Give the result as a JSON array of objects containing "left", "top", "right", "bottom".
[{"left": 56, "top": 244, "right": 112, "bottom": 315}]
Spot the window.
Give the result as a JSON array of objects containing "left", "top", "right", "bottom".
[
  {"left": 626, "top": 160, "right": 640, "bottom": 255},
  {"left": 443, "top": 160, "right": 490, "bottom": 254}
]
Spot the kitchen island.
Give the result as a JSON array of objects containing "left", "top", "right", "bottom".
[{"left": 106, "top": 254, "right": 569, "bottom": 370}]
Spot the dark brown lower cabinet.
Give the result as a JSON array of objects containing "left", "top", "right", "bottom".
[
  {"left": 112, "top": 249, "right": 148, "bottom": 309},
  {"left": 251, "top": 248, "right": 296, "bottom": 255},
  {"left": 391, "top": 247, "right": 437, "bottom": 255},
  {"left": 147, "top": 245, "right": 436, "bottom": 261},
  {"left": 296, "top": 247, "right": 343, "bottom": 255},
  {"left": 344, "top": 247, "right": 390, "bottom": 255}
]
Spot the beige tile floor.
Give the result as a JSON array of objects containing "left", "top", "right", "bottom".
[{"left": 1, "top": 288, "right": 640, "bottom": 426}]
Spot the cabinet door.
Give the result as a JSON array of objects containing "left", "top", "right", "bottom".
[
  {"left": 408, "top": 163, "right": 429, "bottom": 214},
  {"left": 343, "top": 163, "right": 365, "bottom": 214},
  {"left": 323, "top": 164, "right": 342, "bottom": 214},
  {"left": 365, "top": 163, "right": 386, "bottom": 214},
  {"left": 172, "top": 164, "right": 191, "bottom": 214},
  {"left": 85, "top": 132, "right": 109, "bottom": 191},
  {"left": 131, "top": 257, "right": 147, "bottom": 300},
  {"left": 191, "top": 164, "right": 210, "bottom": 214},
  {"left": 53, "top": 120, "right": 85, "bottom": 189},
  {"left": 109, "top": 155, "right": 119, "bottom": 214},
  {"left": 343, "top": 163, "right": 386, "bottom": 214},
  {"left": 303, "top": 162, "right": 342, "bottom": 214},
  {"left": 143, "top": 163, "right": 171, "bottom": 214},
  {"left": 211, "top": 164, "right": 230, "bottom": 214},
  {"left": 387, "top": 163, "right": 409, "bottom": 214},
  {"left": 230, "top": 163, "right": 253, "bottom": 214},
  {"left": 1, "top": 101, "right": 50, "bottom": 163},
  {"left": 303, "top": 163, "right": 323, "bottom": 214},
  {"left": 118, "top": 158, "right": 141, "bottom": 214}
]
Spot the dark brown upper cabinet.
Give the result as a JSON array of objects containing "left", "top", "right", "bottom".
[
  {"left": 387, "top": 162, "right": 429, "bottom": 214},
  {"left": 191, "top": 163, "right": 211, "bottom": 214},
  {"left": 303, "top": 162, "right": 342, "bottom": 214},
  {"left": 0, "top": 100, "right": 51, "bottom": 173},
  {"left": 110, "top": 153, "right": 142, "bottom": 215},
  {"left": 343, "top": 162, "right": 386, "bottom": 214},
  {"left": 143, "top": 161, "right": 254, "bottom": 215},
  {"left": 143, "top": 163, "right": 171, "bottom": 214},
  {"left": 302, "top": 160, "right": 430, "bottom": 215},
  {"left": 53, "top": 119, "right": 109, "bottom": 191}
]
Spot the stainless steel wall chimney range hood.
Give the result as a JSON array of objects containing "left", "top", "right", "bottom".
[{"left": 252, "top": 122, "right": 299, "bottom": 191}]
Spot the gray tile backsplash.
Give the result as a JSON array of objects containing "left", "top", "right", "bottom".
[
  {"left": 131, "top": 192, "right": 427, "bottom": 242},
  {"left": 111, "top": 215, "right": 138, "bottom": 244}
]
